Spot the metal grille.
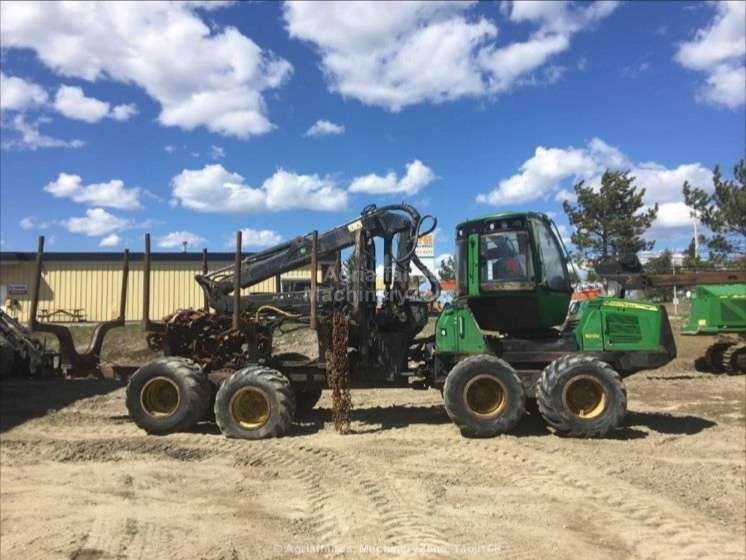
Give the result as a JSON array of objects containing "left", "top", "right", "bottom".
[{"left": 606, "top": 313, "right": 642, "bottom": 344}]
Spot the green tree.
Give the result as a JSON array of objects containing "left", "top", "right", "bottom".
[
  {"left": 563, "top": 170, "right": 658, "bottom": 262},
  {"left": 644, "top": 250, "right": 673, "bottom": 301},
  {"left": 683, "top": 158, "right": 746, "bottom": 257},
  {"left": 681, "top": 236, "right": 716, "bottom": 271},
  {"left": 438, "top": 255, "right": 455, "bottom": 282}
]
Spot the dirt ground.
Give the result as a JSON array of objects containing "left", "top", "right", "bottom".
[{"left": 1, "top": 315, "right": 745, "bottom": 559}]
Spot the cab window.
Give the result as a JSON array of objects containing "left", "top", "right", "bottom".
[
  {"left": 480, "top": 231, "right": 534, "bottom": 291},
  {"left": 531, "top": 219, "right": 570, "bottom": 291}
]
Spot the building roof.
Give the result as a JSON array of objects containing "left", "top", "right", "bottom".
[{"left": 0, "top": 251, "right": 248, "bottom": 264}]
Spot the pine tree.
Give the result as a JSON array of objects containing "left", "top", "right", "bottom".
[
  {"left": 683, "top": 158, "right": 746, "bottom": 258},
  {"left": 438, "top": 256, "right": 455, "bottom": 281},
  {"left": 562, "top": 170, "right": 658, "bottom": 262},
  {"left": 644, "top": 250, "right": 673, "bottom": 301}
]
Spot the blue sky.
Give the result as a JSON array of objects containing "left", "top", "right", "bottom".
[{"left": 1, "top": 1, "right": 744, "bottom": 262}]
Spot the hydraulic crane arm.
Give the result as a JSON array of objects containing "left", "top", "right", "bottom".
[{"left": 196, "top": 204, "right": 439, "bottom": 313}]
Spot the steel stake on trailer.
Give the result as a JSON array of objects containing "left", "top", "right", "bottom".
[
  {"left": 310, "top": 230, "right": 318, "bottom": 330},
  {"left": 233, "top": 230, "right": 242, "bottom": 330},
  {"left": 29, "top": 236, "right": 131, "bottom": 376},
  {"left": 202, "top": 248, "right": 209, "bottom": 312}
]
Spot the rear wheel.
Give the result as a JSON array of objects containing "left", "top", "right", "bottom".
[
  {"left": 126, "top": 357, "right": 211, "bottom": 435},
  {"left": 443, "top": 354, "right": 525, "bottom": 437},
  {"left": 537, "top": 355, "right": 626, "bottom": 438},
  {"left": 723, "top": 343, "right": 746, "bottom": 375},
  {"left": 214, "top": 366, "right": 295, "bottom": 439}
]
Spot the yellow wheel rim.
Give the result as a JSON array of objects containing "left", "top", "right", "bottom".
[
  {"left": 140, "top": 377, "right": 180, "bottom": 417},
  {"left": 563, "top": 375, "right": 608, "bottom": 419},
  {"left": 229, "top": 387, "right": 271, "bottom": 429},
  {"left": 463, "top": 375, "right": 507, "bottom": 418}
]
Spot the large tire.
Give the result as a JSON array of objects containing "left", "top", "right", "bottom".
[
  {"left": 537, "top": 355, "right": 626, "bottom": 438},
  {"left": 214, "top": 366, "right": 295, "bottom": 439},
  {"left": 704, "top": 341, "right": 733, "bottom": 373},
  {"left": 271, "top": 352, "right": 321, "bottom": 417},
  {"left": 443, "top": 354, "right": 525, "bottom": 437},
  {"left": 126, "top": 357, "right": 211, "bottom": 435},
  {"left": 722, "top": 343, "right": 746, "bottom": 375}
]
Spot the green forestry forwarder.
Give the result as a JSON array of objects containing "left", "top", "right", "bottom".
[{"left": 126, "top": 204, "right": 681, "bottom": 439}]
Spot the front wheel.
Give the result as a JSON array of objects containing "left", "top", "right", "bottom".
[
  {"left": 443, "top": 354, "right": 525, "bottom": 437},
  {"left": 537, "top": 355, "right": 626, "bottom": 438},
  {"left": 214, "top": 366, "right": 295, "bottom": 439}
]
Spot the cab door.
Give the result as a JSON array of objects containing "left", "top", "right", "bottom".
[{"left": 530, "top": 218, "right": 573, "bottom": 327}]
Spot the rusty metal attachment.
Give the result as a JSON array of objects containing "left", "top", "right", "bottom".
[
  {"left": 326, "top": 311, "right": 351, "bottom": 433},
  {"left": 145, "top": 308, "right": 271, "bottom": 372},
  {"left": 29, "top": 235, "right": 129, "bottom": 376}
]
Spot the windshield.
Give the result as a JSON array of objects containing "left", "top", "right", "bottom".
[{"left": 480, "top": 231, "right": 534, "bottom": 291}]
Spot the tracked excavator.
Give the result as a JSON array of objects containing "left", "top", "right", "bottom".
[{"left": 127, "top": 204, "right": 687, "bottom": 439}]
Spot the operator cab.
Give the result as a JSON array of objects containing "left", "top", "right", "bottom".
[{"left": 455, "top": 212, "right": 573, "bottom": 335}]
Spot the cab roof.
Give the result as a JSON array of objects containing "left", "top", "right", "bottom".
[{"left": 456, "top": 211, "right": 552, "bottom": 230}]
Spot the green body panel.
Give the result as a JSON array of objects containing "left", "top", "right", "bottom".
[
  {"left": 681, "top": 284, "right": 746, "bottom": 335},
  {"left": 435, "top": 306, "right": 486, "bottom": 354},
  {"left": 434, "top": 296, "right": 668, "bottom": 357},
  {"left": 576, "top": 297, "right": 668, "bottom": 352}
]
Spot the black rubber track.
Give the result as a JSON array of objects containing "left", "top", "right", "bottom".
[
  {"left": 722, "top": 343, "right": 746, "bottom": 375},
  {"left": 214, "top": 366, "right": 296, "bottom": 439},
  {"left": 705, "top": 341, "right": 734, "bottom": 373},
  {"left": 537, "top": 355, "right": 626, "bottom": 438},
  {"left": 126, "top": 357, "right": 211, "bottom": 435},
  {"left": 443, "top": 354, "right": 525, "bottom": 438}
]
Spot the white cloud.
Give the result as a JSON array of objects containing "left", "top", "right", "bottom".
[
  {"left": 236, "top": 228, "right": 283, "bottom": 248},
  {"left": 53, "top": 85, "right": 110, "bottom": 122},
  {"left": 53, "top": 85, "right": 138, "bottom": 123},
  {"left": 110, "top": 103, "right": 137, "bottom": 121},
  {"left": 44, "top": 172, "right": 141, "bottom": 210},
  {"left": 674, "top": 1, "right": 746, "bottom": 108},
  {"left": 63, "top": 208, "right": 130, "bottom": 237},
  {"left": 476, "top": 137, "right": 713, "bottom": 231},
  {"left": 649, "top": 201, "right": 696, "bottom": 230},
  {"left": 1, "top": 2, "right": 292, "bottom": 138},
  {"left": 99, "top": 233, "right": 121, "bottom": 247},
  {"left": 349, "top": 160, "right": 436, "bottom": 196},
  {"left": 171, "top": 164, "right": 348, "bottom": 213},
  {"left": 305, "top": 119, "right": 345, "bottom": 137},
  {"left": 0, "top": 72, "right": 48, "bottom": 112},
  {"left": 157, "top": 231, "right": 207, "bottom": 249},
  {"left": 284, "top": 1, "right": 617, "bottom": 111},
  {"left": 19, "top": 217, "right": 35, "bottom": 230},
  {"left": 1, "top": 114, "right": 85, "bottom": 151},
  {"left": 209, "top": 145, "right": 225, "bottom": 160}
]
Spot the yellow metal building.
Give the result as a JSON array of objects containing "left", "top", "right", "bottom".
[{"left": 0, "top": 251, "right": 316, "bottom": 323}]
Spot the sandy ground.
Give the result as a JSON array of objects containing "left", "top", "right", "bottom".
[
  {"left": 1, "top": 367, "right": 744, "bottom": 560},
  {"left": 2, "top": 310, "right": 745, "bottom": 559}
]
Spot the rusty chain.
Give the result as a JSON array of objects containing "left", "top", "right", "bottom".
[{"left": 326, "top": 311, "right": 352, "bottom": 433}]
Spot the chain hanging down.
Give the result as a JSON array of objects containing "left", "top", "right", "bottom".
[{"left": 326, "top": 311, "right": 352, "bottom": 433}]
